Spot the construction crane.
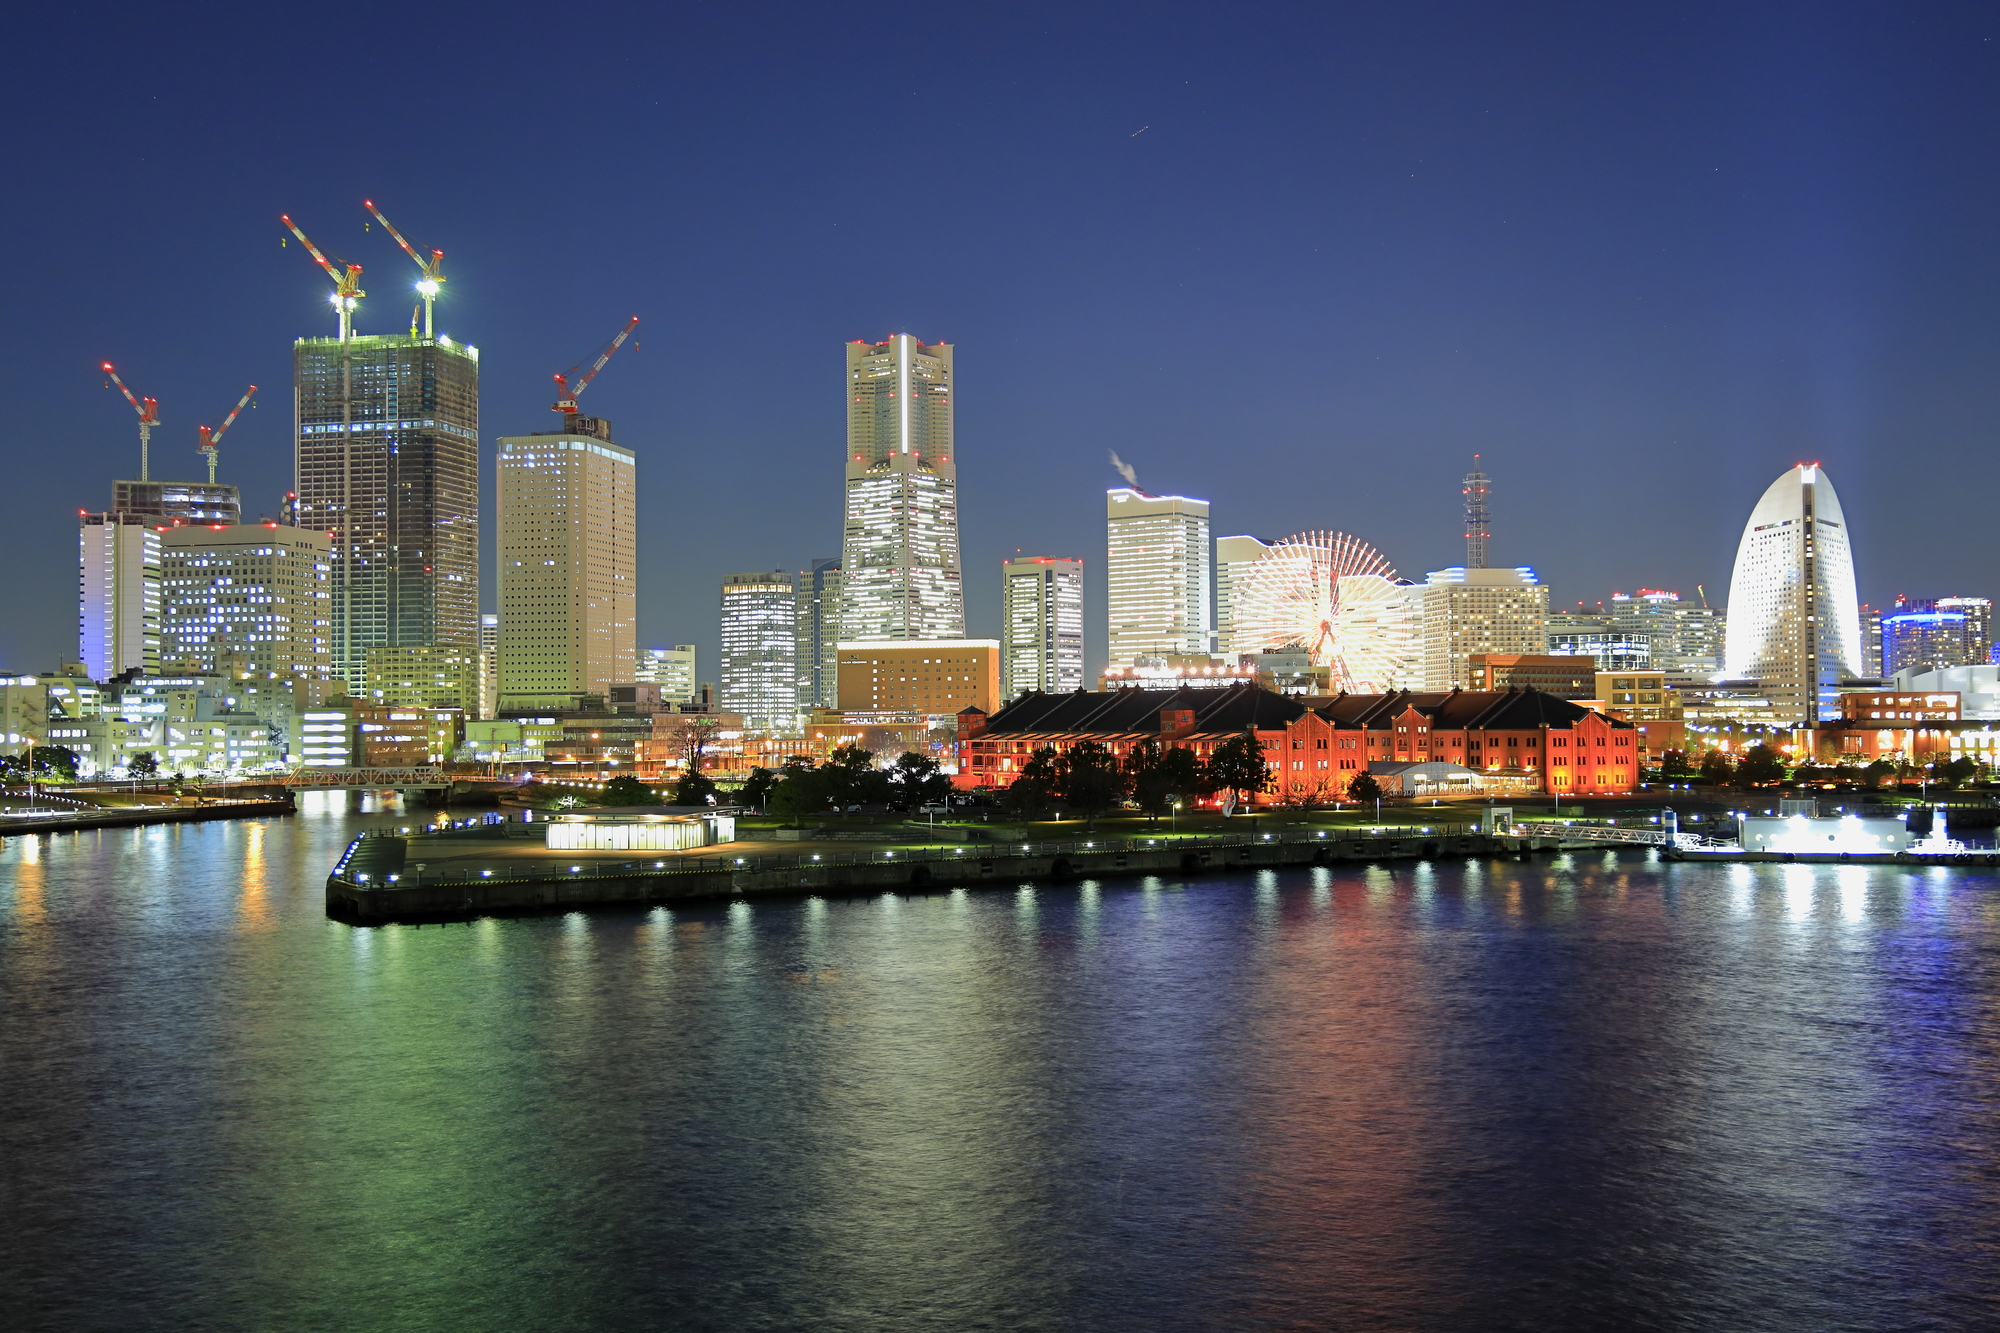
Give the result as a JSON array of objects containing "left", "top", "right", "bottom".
[
  {"left": 197, "top": 386, "right": 257, "bottom": 484},
  {"left": 363, "top": 199, "right": 446, "bottom": 339},
  {"left": 281, "top": 214, "right": 365, "bottom": 339},
  {"left": 103, "top": 362, "right": 160, "bottom": 481},
  {"left": 553, "top": 317, "right": 640, "bottom": 433}
]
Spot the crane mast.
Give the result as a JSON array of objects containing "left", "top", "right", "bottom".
[
  {"left": 197, "top": 386, "right": 257, "bottom": 484},
  {"left": 281, "top": 214, "right": 365, "bottom": 339},
  {"left": 553, "top": 316, "right": 640, "bottom": 435},
  {"left": 103, "top": 362, "right": 160, "bottom": 481},
  {"left": 363, "top": 199, "right": 447, "bottom": 339}
]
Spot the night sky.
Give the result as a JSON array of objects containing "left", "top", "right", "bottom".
[{"left": 5, "top": 2, "right": 1997, "bottom": 677}]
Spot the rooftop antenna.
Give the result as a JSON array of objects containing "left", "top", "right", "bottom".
[
  {"left": 197, "top": 386, "right": 257, "bottom": 484},
  {"left": 1462, "top": 454, "right": 1491, "bottom": 568},
  {"left": 363, "top": 199, "right": 446, "bottom": 339},
  {"left": 103, "top": 362, "right": 160, "bottom": 480}
]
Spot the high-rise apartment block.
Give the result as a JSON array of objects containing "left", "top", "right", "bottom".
[
  {"left": 495, "top": 426, "right": 636, "bottom": 712},
  {"left": 78, "top": 513, "right": 162, "bottom": 681},
  {"left": 1214, "top": 534, "right": 1273, "bottom": 657},
  {"left": 111, "top": 480, "right": 241, "bottom": 526},
  {"left": 1722, "top": 464, "right": 1862, "bottom": 725},
  {"left": 635, "top": 645, "right": 698, "bottom": 706},
  {"left": 719, "top": 572, "right": 800, "bottom": 735},
  {"left": 798, "top": 558, "right": 843, "bottom": 709},
  {"left": 158, "top": 523, "right": 334, "bottom": 694},
  {"left": 841, "top": 336, "right": 963, "bottom": 642},
  {"left": 1414, "top": 566, "right": 1548, "bottom": 691},
  {"left": 293, "top": 332, "right": 480, "bottom": 690},
  {"left": 1107, "top": 488, "right": 1212, "bottom": 664},
  {"left": 1001, "top": 557, "right": 1084, "bottom": 699},
  {"left": 1881, "top": 596, "right": 1994, "bottom": 676}
]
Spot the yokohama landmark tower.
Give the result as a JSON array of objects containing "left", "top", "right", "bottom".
[{"left": 840, "top": 336, "right": 963, "bottom": 641}]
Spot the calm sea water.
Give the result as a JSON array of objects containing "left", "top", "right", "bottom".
[{"left": 3, "top": 795, "right": 1998, "bottom": 1332}]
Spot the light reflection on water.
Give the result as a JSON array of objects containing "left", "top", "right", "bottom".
[{"left": 2, "top": 808, "right": 1999, "bottom": 1332}]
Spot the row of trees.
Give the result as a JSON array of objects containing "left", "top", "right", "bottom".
[
  {"left": 745, "top": 746, "right": 952, "bottom": 823},
  {"left": 991, "top": 733, "right": 1330, "bottom": 827},
  {"left": 1658, "top": 747, "right": 1986, "bottom": 790}
]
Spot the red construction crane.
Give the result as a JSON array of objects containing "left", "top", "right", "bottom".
[
  {"left": 281, "top": 214, "right": 365, "bottom": 339},
  {"left": 362, "top": 199, "right": 446, "bottom": 339},
  {"left": 553, "top": 317, "right": 640, "bottom": 425},
  {"left": 197, "top": 386, "right": 257, "bottom": 484},
  {"left": 103, "top": 362, "right": 161, "bottom": 481}
]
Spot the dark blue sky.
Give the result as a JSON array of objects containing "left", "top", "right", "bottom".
[{"left": 4, "top": 1, "right": 1996, "bottom": 676}]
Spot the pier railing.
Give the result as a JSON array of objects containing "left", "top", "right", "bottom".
[{"left": 334, "top": 822, "right": 1488, "bottom": 889}]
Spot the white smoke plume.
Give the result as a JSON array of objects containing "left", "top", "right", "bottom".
[{"left": 1108, "top": 450, "right": 1139, "bottom": 489}]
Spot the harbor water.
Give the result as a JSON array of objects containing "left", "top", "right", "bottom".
[{"left": 3, "top": 793, "right": 1997, "bottom": 1331}]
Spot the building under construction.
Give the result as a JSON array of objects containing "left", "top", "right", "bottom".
[{"left": 293, "top": 331, "right": 480, "bottom": 690}]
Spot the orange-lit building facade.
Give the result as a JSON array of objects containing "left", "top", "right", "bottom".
[{"left": 956, "top": 684, "right": 1639, "bottom": 802}]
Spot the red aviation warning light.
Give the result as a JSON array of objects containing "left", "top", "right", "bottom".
[{"left": 104, "top": 362, "right": 161, "bottom": 480}]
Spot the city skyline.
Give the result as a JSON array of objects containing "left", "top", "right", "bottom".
[{"left": 8, "top": 7, "right": 1998, "bottom": 680}]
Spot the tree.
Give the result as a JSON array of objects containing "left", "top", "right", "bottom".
[
  {"left": 1862, "top": 759, "right": 1898, "bottom": 789},
  {"left": 34, "top": 746, "right": 79, "bottom": 781},
  {"left": 126, "top": 751, "right": 159, "bottom": 779},
  {"left": 1002, "top": 747, "right": 1060, "bottom": 821},
  {"left": 1346, "top": 771, "right": 1383, "bottom": 803},
  {"left": 1126, "top": 740, "right": 1205, "bottom": 821},
  {"left": 1204, "top": 731, "right": 1273, "bottom": 809},
  {"left": 823, "top": 744, "right": 889, "bottom": 807},
  {"left": 598, "top": 774, "right": 658, "bottom": 806},
  {"left": 1658, "top": 749, "right": 1693, "bottom": 778},
  {"left": 663, "top": 715, "right": 724, "bottom": 780},
  {"left": 888, "top": 751, "right": 950, "bottom": 806},
  {"left": 1736, "top": 744, "right": 1788, "bottom": 785},
  {"left": 738, "top": 767, "right": 777, "bottom": 810},
  {"left": 1943, "top": 755, "right": 1978, "bottom": 789},
  {"left": 674, "top": 770, "right": 718, "bottom": 806},
  {"left": 768, "top": 758, "right": 832, "bottom": 826},
  {"left": 1699, "top": 750, "right": 1736, "bottom": 785},
  {"left": 1052, "top": 740, "right": 1128, "bottom": 828}
]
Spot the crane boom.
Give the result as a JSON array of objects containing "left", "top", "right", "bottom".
[
  {"left": 197, "top": 385, "right": 258, "bottom": 484},
  {"left": 281, "top": 213, "right": 365, "bottom": 338},
  {"left": 104, "top": 361, "right": 161, "bottom": 480},
  {"left": 363, "top": 199, "right": 446, "bottom": 338},
  {"left": 553, "top": 316, "right": 641, "bottom": 414}
]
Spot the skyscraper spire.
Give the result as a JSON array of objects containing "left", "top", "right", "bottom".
[{"left": 1462, "top": 455, "right": 1491, "bottom": 569}]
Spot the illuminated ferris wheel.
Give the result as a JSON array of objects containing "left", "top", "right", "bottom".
[{"left": 1231, "top": 531, "right": 1408, "bottom": 692}]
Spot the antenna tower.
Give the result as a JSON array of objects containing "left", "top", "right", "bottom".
[{"left": 1462, "top": 455, "right": 1491, "bottom": 569}]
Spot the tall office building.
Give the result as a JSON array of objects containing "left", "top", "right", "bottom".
[
  {"left": 495, "top": 425, "right": 636, "bottom": 712},
  {"left": 635, "top": 645, "right": 698, "bottom": 705},
  {"left": 1601, "top": 590, "right": 1723, "bottom": 675},
  {"left": 293, "top": 332, "right": 480, "bottom": 690},
  {"left": 841, "top": 336, "right": 963, "bottom": 641},
  {"left": 364, "top": 644, "right": 488, "bottom": 715},
  {"left": 1546, "top": 608, "right": 1651, "bottom": 672},
  {"left": 1414, "top": 566, "right": 1549, "bottom": 691},
  {"left": 1722, "top": 463, "right": 1862, "bottom": 725},
  {"left": 158, "top": 523, "right": 334, "bottom": 691},
  {"left": 111, "top": 480, "right": 241, "bottom": 526},
  {"left": 798, "top": 558, "right": 843, "bottom": 709},
  {"left": 1107, "top": 488, "right": 1212, "bottom": 664},
  {"left": 78, "top": 512, "right": 162, "bottom": 680},
  {"left": 720, "top": 572, "right": 800, "bottom": 735},
  {"left": 1880, "top": 596, "right": 1993, "bottom": 676},
  {"left": 1001, "top": 557, "right": 1085, "bottom": 699},
  {"left": 1214, "top": 534, "right": 1273, "bottom": 657}
]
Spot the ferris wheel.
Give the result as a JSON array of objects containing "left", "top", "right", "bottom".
[{"left": 1230, "top": 531, "right": 1410, "bottom": 692}]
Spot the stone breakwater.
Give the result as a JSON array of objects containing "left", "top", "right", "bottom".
[{"left": 325, "top": 826, "right": 1566, "bottom": 923}]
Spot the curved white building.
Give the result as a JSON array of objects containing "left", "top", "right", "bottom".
[{"left": 1722, "top": 464, "right": 1862, "bottom": 724}]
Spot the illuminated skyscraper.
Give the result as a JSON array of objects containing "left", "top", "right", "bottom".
[
  {"left": 720, "top": 572, "right": 800, "bottom": 735},
  {"left": 1722, "top": 464, "right": 1862, "bottom": 725},
  {"left": 78, "top": 512, "right": 161, "bottom": 680},
  {"left": 840, "top": 336, "right": 962, "bottom": 642},
  {"left": 1002, "top": 557, "right": 1084, "bottom": 699},
  {"left": 1413, "top": 566, "right": 1548, "bottom": 691},
  {"left": 798, "top": 559, "right": 843, "bottom": 710},
  {"left": 293, "top": 332, "right": 480, "bottom": 690},
  {"left": 1107, "top": 488, "right": 1212, "bottom": 664},
  {"left": 495, "top": 423, "right": 636, "bottom": 712},
  {"left": 1214, "top": 534, "right": 1273, "bottom": 656},
  {"left": 158, "top": 523, "right": 333, "bottom": 691}
]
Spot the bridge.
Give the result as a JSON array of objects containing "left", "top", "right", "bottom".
[
  {"left": 277, "top": 767, "right": 451, "bottom": 790},
  {"left": 1512, "top": 820, "right": 1676, "bottom": 846}
]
